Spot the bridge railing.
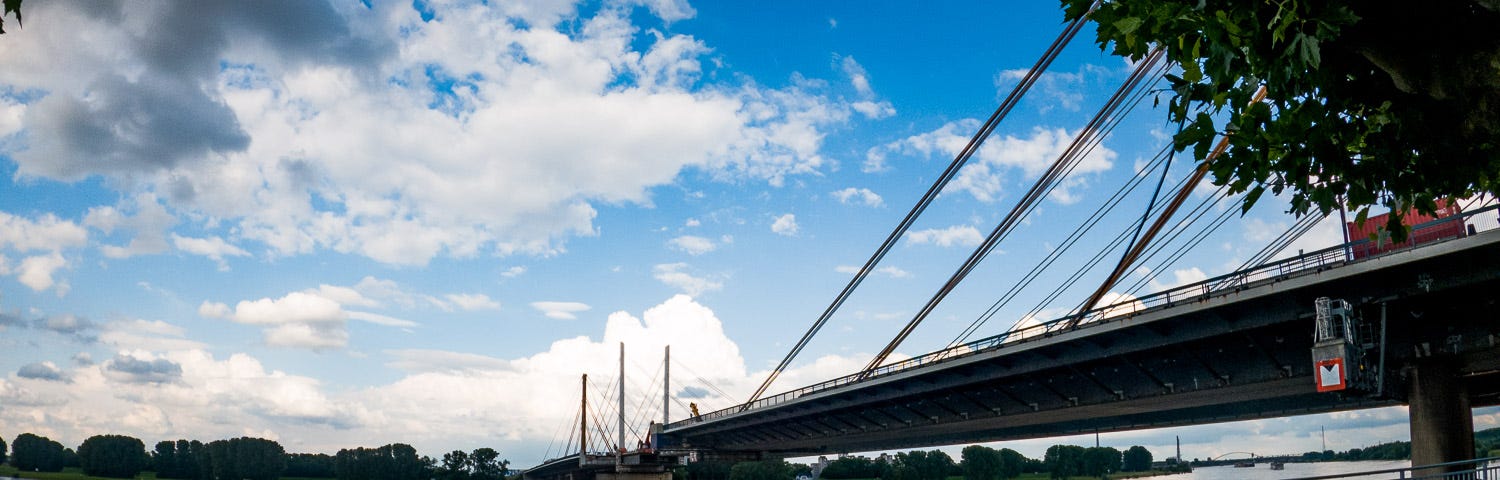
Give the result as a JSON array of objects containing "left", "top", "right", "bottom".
[
  {"left": 667, "top": 205, "right": 1500, "bottom": 429},
  {"left": 1285, "top": 455, "right": 1500, "bottom": 479}
]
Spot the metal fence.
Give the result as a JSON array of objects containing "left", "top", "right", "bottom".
[
  {"left": 666, "top": 205, "right": 1500, "bottom": 429},
  {"left": 1287, "top": 456, "right": 1500, "bottom": 479}
]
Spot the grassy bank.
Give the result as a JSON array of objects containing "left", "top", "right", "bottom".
[
  {"left": 0, "top": 466, "right": 158, "bottom": 480},
  {"left": 0, "top": 466, "right": 330, "bottom": 480}
]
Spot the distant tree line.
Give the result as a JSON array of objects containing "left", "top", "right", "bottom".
[
  {"left": 428, "top": 447, "right": 511, "bottom": 480},
  {"left": 1042, "top": 445, "right": 1128, "bottom": 479},
  {"left": 2, "top": 432, "right": 510, "bottom": 480},
  {"left": 1479, "top": 427, "right": 1500, "bottom": 457},
  {"left": 700, "top": 444, "right": 1158, "bottom": 480},
  {"left": 814, "top": 451, "right": 957, "bottom": 480},
  {"left": 959, "top": 445, "right": 1028, "bottom": 480},
  {"left": 728, "top": 459, "right": 798, "bottom": 480},
  {"left": 679, "top": 459, "right": 810, "bottom": 480},
  {"left": 335, "top": 444, "right": 427, "bottom": 480},
  {"left": 287, "top": 452, "right": 337, "bottom": 478},
  {"left": 1297, "top": 441, "right": 1412, "bottom": 463},
  {"left": 153, "top": 440, "right": 206, "bottom": 479}
]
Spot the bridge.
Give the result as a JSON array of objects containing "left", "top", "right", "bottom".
[
  {"left": 526, "top": 216, "right": 1500, "bottom": 480},
  {"left": 524, "top": 7, "right": 1500, "bottom": 480},
  {"left": 654, "top": 212, "right": 1500, "bottom": 462}
]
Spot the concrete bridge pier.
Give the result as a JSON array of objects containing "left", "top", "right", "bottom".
[{"left": 1407, "top": 357, "right": 1474, "bottom": 474}]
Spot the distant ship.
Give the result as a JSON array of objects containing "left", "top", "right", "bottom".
[
  {"left": 1270, "top": 461, "right": 1285, "bottom": 470},
  {"left": 1234, "top": 461, "right": 1256, "bottom": 468}
]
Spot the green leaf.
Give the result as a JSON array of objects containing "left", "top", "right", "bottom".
[
  {"left": 1114, "top": 17, "right": 1145, "bottom": 36},
  {"left": 1270, "top": 9, "right": 1293, "bottom": 44},
  {"left": 1182, "top": 58, "right": 1203, "bottom": 84},
  {"left": 1062, "top": 0, "right": 1091, "bottom": 20},
  {"left": 1194, "top": 135, "right": 1213, "bottom": 160},
  {"left": 1297, "top": 33, "right": 1322, "bottom": 69},
  {"left": 1243, "top": 186, "right": 1266, "bottom": 212},
  {"left": 1217, "top": 10, "right": 1242, "bottom": 36}
]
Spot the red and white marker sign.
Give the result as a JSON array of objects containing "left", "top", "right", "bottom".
[{"left": 1315, "top": 358, "right": 1346, "bottom": 392}]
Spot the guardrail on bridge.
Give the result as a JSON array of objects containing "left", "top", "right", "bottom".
[{"left": 666, "top": 204, "right": 1500, "bottom": 430}]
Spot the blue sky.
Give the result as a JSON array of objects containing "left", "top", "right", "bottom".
[{"left": 1, "top": 0, "right": 1493, "bottom": 467}]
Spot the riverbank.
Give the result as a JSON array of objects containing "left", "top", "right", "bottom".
[
  {"left": 0, "top": 467, "right": 326, "bottom": 480},
  {"left": 0, "top": 466, "right": 158, "bottom": 480}
]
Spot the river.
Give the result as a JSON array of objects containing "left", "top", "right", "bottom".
[
  {"left": 1168, "top": 460, "right": 1410, "bottom": 479},
  {"left": 0, "top": 461, "right": 1417, "bottom": 480}
]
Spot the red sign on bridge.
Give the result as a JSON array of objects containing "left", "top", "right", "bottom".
[{"left": 1315, "top": 358, "right": 1346, "bottom": 392}]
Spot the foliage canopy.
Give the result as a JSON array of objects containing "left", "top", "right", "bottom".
[
  {"left": 1122, "top": 445, "right": 1153, "bottom": 472},
  {"left": 11, "top": 433, "right": 67, "bottom": 473},
  {"left": 727, "top": 459, "right": 796, "bottom": 480},
  {"left": 78, "top": 434, "right": 148, "bottom": 479},
  {"left": 1064, "top": 0, "right": 1500, "bottom": 238},
  {"left": 961, "top": 445, "right": 1005, "bottom": 480}
]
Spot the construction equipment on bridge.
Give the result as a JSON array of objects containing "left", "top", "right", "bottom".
[
  {"left": 1347, "top": 198, "right": 1467, "bottom": 260},
  {"left": 1312, "top": 297, "right": 1385, "bottom": 394}
]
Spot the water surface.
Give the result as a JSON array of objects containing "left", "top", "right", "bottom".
[{"left": 1170, "top": 460, "right": 1411, "bottom": 479}]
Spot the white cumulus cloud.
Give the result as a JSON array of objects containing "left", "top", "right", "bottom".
[
  {"left": 850, "top": 101, "right": 896, "bottom": 120},
  {"left": 838, "top": 56, "right": 894, "bottom": 119},
  {"left": 652, "top": 263, "right": 723, "bottom": 297},
  {"left": 0, "top": 211, "right": 88, "bottom": 252},
  {"left": 86, "top": 194, "right": 176, "bottom": 259},
  {"left": 99, "top": 319, "right": 207, "bottom": 352},
  {"left": 835, "top": 265, "right": 910, "bottom": 278},
  {"left": 831, "top": 187, "right": 883, "bottom": 207},
  {"left": 906, "top": 225, "right": 984, "bottom": 248},
  {"left": 771, "top": 214, "right": 799, "bottom": 236},
  {"left": 1146, "top": 267, "right": 1210, "bottom": 292},
  {"left": 445, "top": 293, "right": 502, "bottom": 311},
  {"left": 172, "top": 234, "right": 250, "bottom": 270},
  {"left": 346, "top": 311, "right": 420, "bottom": 328},
  {"left": 531, "top": 301, "right": 593, "bottom": 320},
  {"left": 199, "top": 292, "right": 349, "bottom": 350},
  {"left": 867, "top": 123, "right": 1116, "bottom": 204},
  {"left": 668, "top": 235, "right": 717, "bottom": 255},
  {"left": 0, "top": 1, "right": 863, "bottom": 266},
  {"left": 195, "top": 278, "right": 504, "bottom": 350},
  {"left": 17, "top": 252, "right": 69, "bottom": 294},
  {"left": 0, "top": 294, "right": 904, "bottom": 464}
]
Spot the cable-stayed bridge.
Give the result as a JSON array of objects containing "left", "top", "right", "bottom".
[
  {"left": 658, "top": 213, "right": 1500, "bottom": 455},
  {"left": 525, "top": 211, "right": 1500, "bottom": 480},
  {"left": 524, "top": 7, "right": 1500, "bottom": 480}
]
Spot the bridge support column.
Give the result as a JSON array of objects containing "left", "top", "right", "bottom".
[{"left": 1407, "top": 358, "right": 1473, "bottom": 473}]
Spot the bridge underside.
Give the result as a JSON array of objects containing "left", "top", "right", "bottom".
[{"left": 665, "top": 233, "right": 1500, "bottom": 456}]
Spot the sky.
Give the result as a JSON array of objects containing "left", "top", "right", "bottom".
[{"left": 2, "top": 0, "right": 1497, "bottom": 467}]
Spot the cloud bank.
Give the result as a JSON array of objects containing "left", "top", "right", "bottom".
[{"left": 0, "top": 0, "right": 858, "bottom": 267}]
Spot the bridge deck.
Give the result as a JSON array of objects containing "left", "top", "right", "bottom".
[{"left": 663, "top": 214, "right": 1500, "bottom": 455}]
